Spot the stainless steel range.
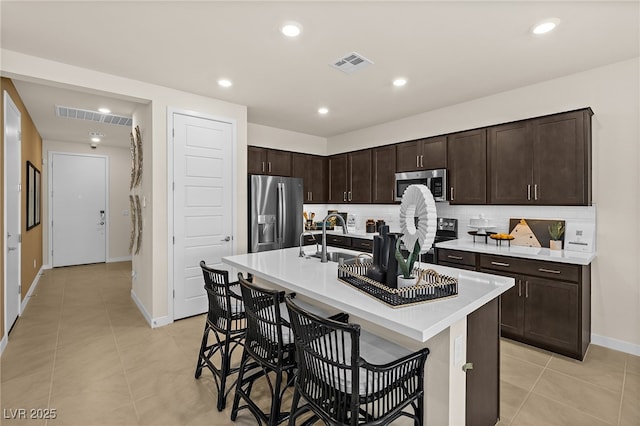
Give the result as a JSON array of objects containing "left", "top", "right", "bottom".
[{"left": 422, "top": 217, "right": 458, "bottom": 264}]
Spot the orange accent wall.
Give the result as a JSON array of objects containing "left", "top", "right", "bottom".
[{"left": 1, "top": 77, "right": 43, "bottom": 337}]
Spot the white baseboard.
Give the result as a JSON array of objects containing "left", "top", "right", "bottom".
[
  {"left": 130, "top": 289, "right": 153, "bottom": 328},
  {"left": 591, "top": 333, "right": 640, "bottom": 356},
  {"left": 108, "top": 256, "right": 132, "bottom": 263},
  {"left": 151, "top": 315, "right": 172, "bottom": 328},
  {"left": 0, "top": 334, "right": 7, "bottom": 356},
  {"left": 129, "top": 289, "right": 173, "bottom": 329},
  {"left": 42, "top": 264, "right": 52, "bottom": 270},
  {"left": 20, "top": 267, "right": 44, "bottom": 313}
]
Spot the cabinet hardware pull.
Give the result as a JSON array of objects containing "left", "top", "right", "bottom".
[
  {"left": 310, "top": 192, "right": 313, "bottom": 201},
  {"left": 343, "top": 192, "right": 347, "bottom": 202},
  {"left": 348, "top": 191, "right": 352, "bottom": 201},
  {"left": 262, "top": 161, "right": 265, "bottom": 173},
  {"left": 538, "top": 268, "right": 561, "bottom": 274},
  {"left": 527, "top": 184, "right": 531, "bottom": 201},
  {"left": 534, "top": 184, "right": 538, "bottom": 200},
  {"left": 448, "top": 255, "right": 463, "bottom": 260},
  {"left": 268, "top": 162, "right": 272, "bottom": 173},
  {"left": 416, "top": 155, "right": 420, "bottom": 168},
  {"left": 518, "top": 280, "right": 522, "bottom": 297},
  {"left": 450, "top": 187, "right": 454, "bottom": 200},
  {"left": 491, "top": 261, "right": 510, "bottom": 267},
  {"left": 525, "top": 281, "right": 529, "bottom": 298},
  {"left": 420, "top": 155, "right": 424, "bottom": 168}
]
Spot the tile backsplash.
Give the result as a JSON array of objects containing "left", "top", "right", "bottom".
[{"left": 304, "top": 202, "right": 597, "bottom": 246}]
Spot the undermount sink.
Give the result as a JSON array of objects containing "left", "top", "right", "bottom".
[{"left": 309, "top": 251, "right": 357, "bottom": 264}]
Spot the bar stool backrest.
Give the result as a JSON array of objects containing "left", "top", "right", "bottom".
[
  {"left": 200, "top": 260, "right": 244, "bottom": 332},
  {"left": 237, "top": 275, "right": 292, "bottom": 369}
]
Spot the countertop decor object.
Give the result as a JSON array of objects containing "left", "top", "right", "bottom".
[{"left": 398, "top": 184, "right": 437, "bottom": 253}]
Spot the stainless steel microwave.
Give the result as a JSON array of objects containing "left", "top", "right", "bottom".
[{"left": 395, "top": 169, "right": 447, "bottom": 202}]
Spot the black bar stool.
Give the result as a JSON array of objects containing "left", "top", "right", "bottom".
[
  {"left": 195, "top": 261, "right": 248, "bottom": 411},
  {"left": 285, "top": 294, "right": 430, "bottom": 426},
  {"left": 231, "top": 273, "right": 298, "bottom": 425}
]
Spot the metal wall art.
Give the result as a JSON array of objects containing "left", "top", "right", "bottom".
[
  {"left": 129, "top": 194, "right": 144, "bottom": 255},
  {"left": 129, "top": 125, "right": 143, "bottom": 189}
]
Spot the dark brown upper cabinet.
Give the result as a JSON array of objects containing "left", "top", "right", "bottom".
[
  {"left": 292, "top": 153, "right": 327, "bottom": 203},
  {"left": 447, "top": 129, "right": 487, "bottom": 204},
  {"left": 247, "top": 146, "right": 292, "bottom": 176},
  {"left": 489, "top": 109, "right": 592, "bottom": 205},
  {"left": 396, "top": 136, "right": 447, "bottom": 172},
  {"left": 328, "top": 150, "right": 372, "bottom": 203},
  {"left": 372, "top": 145, "right": 397, "bottom": 203}
]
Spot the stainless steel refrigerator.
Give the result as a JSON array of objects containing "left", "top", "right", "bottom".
[{"left": 249, "top": 175, "right": 303, "bottom": 253}]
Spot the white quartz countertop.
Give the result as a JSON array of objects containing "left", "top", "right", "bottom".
[
  {"left": 435, "top": 239, "right": 595, "bottom": 265},
  {"left": 222, "top": 247, "right": 514, "bottom": 342}
]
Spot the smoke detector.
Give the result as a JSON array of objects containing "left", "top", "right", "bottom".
[{"left": 330, "top": 52, "right": 373, "bottom": 74}]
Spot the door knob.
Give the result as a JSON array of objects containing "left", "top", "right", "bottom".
[
  {"left": 462, "top": 362, "right": 474, "bottom": 372},
  {"left": 221, "top": 236, "right": 231, "bottom": 242},
  {"left": 8, "top": 247, "right": 17, "bottom": 251}
]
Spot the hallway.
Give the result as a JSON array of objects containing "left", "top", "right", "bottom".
[{"left": 1, "top": 262, "right": 638, "bottom": 425}]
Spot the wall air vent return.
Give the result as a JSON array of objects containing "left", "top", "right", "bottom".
[
  {"left": 55, "top": 105, "right": 133, "bottom": 127},
  {"left": 330, "top": 52, "right": 373, "bottom": 74}
]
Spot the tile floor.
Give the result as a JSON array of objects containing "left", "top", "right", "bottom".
[{"left": 1, "top": 262, "right": 638, "bottom": 426}]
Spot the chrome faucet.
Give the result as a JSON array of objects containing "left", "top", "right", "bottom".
[
  {"left": 299, "top": 231, "right": 318, "bottom": 257},
  {"left": 321, "top": 213, "right": 348, "bottom": 263}
]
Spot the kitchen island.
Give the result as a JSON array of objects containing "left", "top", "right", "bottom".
[{"left": 223, "top": 246, "right": 514, "bottom": 425}]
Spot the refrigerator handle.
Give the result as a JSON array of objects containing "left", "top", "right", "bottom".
[{"left": 277, "top": 182, "right": 285, "bottom": 246}]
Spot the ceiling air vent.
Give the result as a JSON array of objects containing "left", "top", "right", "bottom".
[
  {"left": 330, "top": 52, "right": 373, "bottom": 74},
  {"left": 55, "top": 105, "right": 133, "bottom": 127}
]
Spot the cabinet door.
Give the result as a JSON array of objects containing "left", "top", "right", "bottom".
[
  {"left": 523, "top": 277, "right": 579, "bottom": 354},
  {"left": 488, "top": 121, "right": 533, "bottom": 204},
  {"left": 309, "top": 155, "right": 327, "bottom": 203},
  {"left": 420, "top": 136, "right": 447, "bottom": 169},
  {"left": 466, "top": 297, "right": 500, "bottom": 426},
  {"left": 480, "top": 268, "right": 524, "bottom": 337},
  {"left": 372, "top": 145, "right": 396, "bottom": 203},
  {"left": 396, "top": 140, "right": 421, "bottom": 172},
  {"left": 291, "top": 153, "right": 310, "bottom": 201},
  {"left": 328, "top": 154, "right": 348, "bottom": 202},
  {"left": 248, "top": 146, "right": 267, "bottom": 174},
  {"left": 266, "top": 149, "right": 292, "bottom": 177},
  {"left": 533, "top": 110, "right": 589, "bottom": 205},
  {"left": 348, "top": 150, "right": 372, "bottom": 203},
  {"left": 447, "top": 129, "right": 487, "bottom": 204}
]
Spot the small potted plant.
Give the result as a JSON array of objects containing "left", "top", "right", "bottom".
[
  {"left": 548, "top": 222, "right": 565, "bottom": 250},
  {"left": 395, "top": 238, "right": 422, "bottom": 288}
]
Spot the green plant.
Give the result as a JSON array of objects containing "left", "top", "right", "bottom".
[
  {"left": 395, "top": 238, "right": 421, "bottom": 279},
  {"left": 548, "top": 222, "right": 565, "bottom": 240}
]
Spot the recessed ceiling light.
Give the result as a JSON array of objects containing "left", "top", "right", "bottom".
[
  {"left": 218, "top": 79, "right": 233, "bottom": 88},
  {"left": 98, "top": 107, "right": 111, "bottom": 114},
  {"left": 91, "top": 137, "right": 101, "bottom": 143},
  {"left": 532, "top": 18, "right": 560, "bottom": 35},
  {"left": 281, "top": 22, "right": 302, "bottom": 37},
  {"left": 318, "top": 107, "right": 329, "bottom": 115},
  {"left": 393, "top": 78, "right": 407, "bottom": 87}
]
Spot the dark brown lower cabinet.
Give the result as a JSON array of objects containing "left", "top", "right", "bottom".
[
  {"left": 466, "top": 297, "right": 500, "bottom": 426},
  {"left": 479, "top": 254, "right": 590, "bottom": 360}
]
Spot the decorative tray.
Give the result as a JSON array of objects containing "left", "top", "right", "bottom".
[{"left": 337, "top": 262, "right": 458, "bottom": 308}]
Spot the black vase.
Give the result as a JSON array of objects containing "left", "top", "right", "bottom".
[{"left": 384, "top": 232, "right": 402, "bottom": 289}]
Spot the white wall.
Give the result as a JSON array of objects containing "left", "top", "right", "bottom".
[
  {"left": 327, "top": 58, "right": 640, "bottom": 352},
  {"left": 41, "top": 140, "right": 132, "bottom": 265},
  {"left": 248, "top": 122, "right": 327, "bottom": 155},
  {"left": 1, "top": 49, "right": 248, "bottom": 327}
]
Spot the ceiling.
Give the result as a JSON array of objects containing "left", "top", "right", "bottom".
[{"left": 1, "top": 1, "right": 639, "bottom": 148}]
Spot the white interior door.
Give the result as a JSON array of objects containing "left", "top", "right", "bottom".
[
  {"left": 51, "top": 153, "right": 107, "bottom": 267},
  {"left": 4, "top": 91, "right": 21, "bottom": 334},
  {"left": 173, "top": 113, "right": 234, "bottom": 320}
]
